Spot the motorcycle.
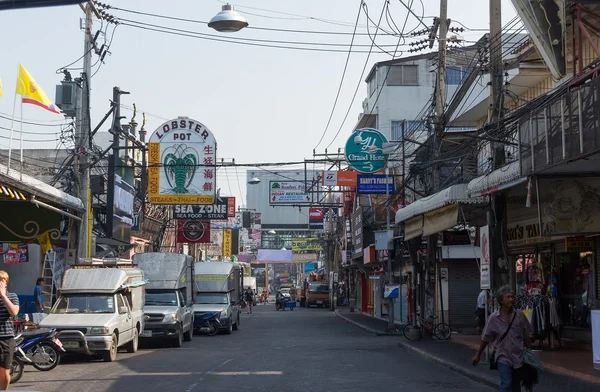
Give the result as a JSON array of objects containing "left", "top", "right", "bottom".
[
  {"left": 16, "top": 328, "right": 65, "bottom": 372},
  {"left": 195, "top": 312, "right": 221, "bottom": 336},
  {"left": 275, "top": 295, "right": 290, "bottom": 311}
]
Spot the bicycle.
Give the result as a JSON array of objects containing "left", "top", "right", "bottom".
[{"left": 402, "top": 315, "right": 452, "bottom": 341}]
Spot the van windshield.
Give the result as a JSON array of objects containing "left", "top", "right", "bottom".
[
  {"left": 145, "top": 291, "right": 178, "bottom": 306},
  {"left": 51, "top": 295, "right": 115, "bottom": 314},
  {"left": 196, "top": 293, "right": 228, "bottom": 305}
]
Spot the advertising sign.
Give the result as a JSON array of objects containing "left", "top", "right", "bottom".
[
  {"left": 291, "top": 238, "right": 323, "bottom": 251},
  {"left": 480, "top": 225, "right": 491, "bottom": 289},
  {"left": 292, "top": 253, "right": 318, "bottom": 263},
  {"left": 176, "top": 220, "right": 211, "bottom": 243},
  {"left": 309, "top": 207, "right": 324, "bottom": 230},
  {"left": 223, "top": 229, "right": 232, "bottom": 257},
  {"left": 148, "top": 117, "right": 216, "bottom": 205},
  {"left": 174, "top": 197, "right": 234, "bottom": 220},
  {"left": 384, "top": 285, "right": 400, "bottom": 299},
  {"left": 227, "top": 197, "right": 236, "bottom": 217},
  {"left": 322, "top": 170, "right": 358, "bottom": 187},
  {"left": 269, "top": 181, "right": 312, "bottom": 204},
  {"left": 106, "top": 157, "right": 135, "bottom": 244},
  {"left": 356, "top": 175, "right": 394, "bottom": 194},
  {"left": 344, "top": 128, "right": 388, "bottom": 173}
]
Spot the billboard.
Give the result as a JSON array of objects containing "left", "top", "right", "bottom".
[
  {"left": 309, "top": 207, "right": 324, "bottom": 230},
  {"left": 176, "top": 220, "right": 211, "bottom": 243},
  {"left": 106, "top": 156, "right": 135, "bottom": 244},
  {"left": 356, "top": 175, "right": 395, "bottom": 194},
  {"left": 148, "top": 117, "right": 216, "bottom": 205},
  {"left": 174, "top": 197, "right": 234, "bottom": 220},
  {"left": 269, "top": 181, "right": 312, "bottom": 204},
  {"left": 322, "top": 170, "right": 358, "bottom": 187},
  {"left": 291, "top": 238, "right": 323, "bottom": 251}
]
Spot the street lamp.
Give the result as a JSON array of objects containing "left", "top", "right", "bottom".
[
  {"left": 268, "top": 230, "right": 276, "bottom": 235},
  {"left": 248, "top": 177, "right": 261, "bottom": 185},
  {"left": 209, "top": 4, "right": 249, "bottom": 33}
]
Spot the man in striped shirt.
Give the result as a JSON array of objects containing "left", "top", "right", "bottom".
[{"left": 0, "top": 271, "right": 19, "bottom": 390}]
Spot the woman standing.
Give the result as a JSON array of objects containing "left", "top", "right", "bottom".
[{"left": 472, "top": 286, "right": 533, "bottom": 392}]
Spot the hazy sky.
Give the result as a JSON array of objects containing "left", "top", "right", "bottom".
[{"left": 0, "top": 0, "right": 517, "bottom": 206}]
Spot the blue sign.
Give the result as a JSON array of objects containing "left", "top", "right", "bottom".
[
  {"left": 344, "top": 128, "right": 389, "bottom": 173},
  {"left": 356, "top": 175, "right": 394, "bottom": 194},
  {"left": 384, "top": 285, "right": 400, "bottom": 299},
  {"left": 304, "top": 263, "right": 317, "bottom": 274}
]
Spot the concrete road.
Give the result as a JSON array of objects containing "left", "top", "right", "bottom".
[{"left": 11, "top": 305, "right": 491, "bottom": 392}]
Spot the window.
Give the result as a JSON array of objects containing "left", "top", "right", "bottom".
[
  {"left": 391, "top": 121, "right": 404, "bottom": 141},
  {"left": 387, "top": 65, "right": 419, "bottom": 86},
  {"left": 446, "top": 66, "right": 467, "bottom": 85},
  {"left": 117, "top": 294, "right": 128, "bottom": 314},
  {"left": 368, "top": 74, "right": 377, "bottom": 96}
]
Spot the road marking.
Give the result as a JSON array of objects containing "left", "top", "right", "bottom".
[{"left": 207, "top": 371, "right": 284, "bottom": 376}]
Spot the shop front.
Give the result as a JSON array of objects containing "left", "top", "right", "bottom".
[
  {"left": 505, "top": 177, "right": 600, "bottom": 343},
  {"left": 0, "top": 164, "right": 84, "bottom": 313}
]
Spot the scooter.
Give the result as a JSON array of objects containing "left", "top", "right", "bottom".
[
  {"left": 194, "top": 312, "right": 221, "bottom": 336},
  {"left": 16, "top": 328, "right": 65, "bottom": 372}
]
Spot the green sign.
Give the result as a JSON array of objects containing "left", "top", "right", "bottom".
[{"left": 344, "top": 128, "right": 388, "bottom": 173}]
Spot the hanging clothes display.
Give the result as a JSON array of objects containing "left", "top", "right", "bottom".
[{"left": 517, "top": 295, "right": 561, "bottom": 347}]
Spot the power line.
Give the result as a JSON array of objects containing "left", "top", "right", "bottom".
[{"left": 313, "top": 0, "right": 363, "bottom": 152}]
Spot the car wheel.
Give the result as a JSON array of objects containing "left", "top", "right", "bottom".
[
  {"left": 126, "top": 328, "right": 139, "bottom": 353},
  {"left": 225, "top": 318, "right": 233, "bottom": 335},
  {"left": 183, "top": 324, "right": 193, "bottom": 342},
  {"left": 174, "top": 327, "right": 184, "bottom": 347},
  {"left": 102, "top": 333, "right": 118, "bottom": 362}
]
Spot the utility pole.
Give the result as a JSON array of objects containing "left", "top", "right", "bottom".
[
  {"left": 76, "top": 2, "right": 94, "bottom": 259},
  {"left": 385, "top": 163, "right": 395, "bottom": 331},
  {"left": 426, "top": 0, "right": 449, "bottom": 323}
]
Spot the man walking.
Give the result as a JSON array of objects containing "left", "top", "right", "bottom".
[
  {"left": 0, "top": 271, "right": 20, "bottom": 390},
  {"left": 472, "top": 286, "right": 532, "bottom": 392},
  {"left": 244, "top": 288, "right": 254, "bottom": 314}
]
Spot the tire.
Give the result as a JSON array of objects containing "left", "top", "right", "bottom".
[
  {"left": 403, "top": 324, "right": 416, "bottom": 341},
  {"left": 434, "top": 323, "right": 452, "bottom": 340},
  {"left": 31, "top": 343, "right": 61, "bottom": 371},
  {"left": 174, "top": 327, "right": 184, "bottom": 347},
  {"left": 207, "top": 322, "right": 219, "bottom": 336},
  {"left": 126, "top": 328, "right": 139, "bottom": 353},
  {"left": 225, "top": 319, "right": 233, "bottom": 335},
  {"left": 183, "top": 325, "right": 193, "bottom": 342},
  {"left": 102, "top": 333, "right": 118, "bottom": 362},
  {"left": 232, "top": 313, "right": 239, "bottom": 331},
  {"left": 10, "top": 357, "right": 24, "bottom": 384}
]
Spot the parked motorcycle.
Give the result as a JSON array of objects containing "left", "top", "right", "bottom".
[
  {"left": 9, "top": 356, "right": 24, "bottom": 384},
  {"left": 195, "top": 312, "right": 221, "bottom": 336},
  {"left": 16, "top": 328, "right": 65, "bottom": 371}
]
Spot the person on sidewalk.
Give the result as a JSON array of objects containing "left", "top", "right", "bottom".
[
  {"left": 0, "top": 271, "right": 20, "bottom": 390},
  {"left": 472, "top": 286, "right": 532, "bottom": 392},
  {"left": 476, "top": 289, "right": 487, "bottom": 334},
  {"left": 34, "top": 277, "right": 44, "bottom": 313}
]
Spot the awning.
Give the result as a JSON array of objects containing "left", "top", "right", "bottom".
[
  {"left": 467, "top": 161, "right": 527, "bottom": 198},
  {"left": 0, "top": 162, "right": 84, "bottom": 212},
  {"left": 395, "top": 184, "right": 484, "bottom": 224}
]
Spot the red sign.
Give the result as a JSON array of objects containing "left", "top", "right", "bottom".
[
  {"left": 176, "top": 220, "right": 211, "bottom": 243},
  {"left": 227, "top": 197, "right": 236, "bottom": 217},
  {"left": 309, "top": 207, "right": 325, "bottom": 220}
]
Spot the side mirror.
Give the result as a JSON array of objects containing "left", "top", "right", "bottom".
[{"left": 119, "top": 306, "right": 128, "bottom": 314}]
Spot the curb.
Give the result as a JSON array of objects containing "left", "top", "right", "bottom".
[
  {"left": 397, "top": 340, "right": 498, "bottom": 389},
  {"left": 334, "top": 310, "right": 402, "bottom": 336}
]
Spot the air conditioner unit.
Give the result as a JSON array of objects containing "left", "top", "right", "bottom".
[{"left": 55, "top": 81, "right": 78, "bottom": 118}]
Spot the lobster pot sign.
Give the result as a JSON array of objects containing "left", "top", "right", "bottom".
[{"left": 148, "top": 117, "right": 217, "bottom": 205}]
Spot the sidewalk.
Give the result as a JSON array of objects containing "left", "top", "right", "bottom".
[{"left": 335, "top": 308, "right": 599, "bottom": 391}]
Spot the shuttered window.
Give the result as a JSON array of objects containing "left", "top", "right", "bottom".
[{"left": 387, "top": 65, "right": 419, "bottom": 86}]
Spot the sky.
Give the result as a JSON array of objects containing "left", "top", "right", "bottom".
[{"left": 0, "top": 0, "right": 518, "bottom": 207}]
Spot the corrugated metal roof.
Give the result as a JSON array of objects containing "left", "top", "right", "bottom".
[{"left": 61, "top": 268, "right": 144, "bottom": 293}]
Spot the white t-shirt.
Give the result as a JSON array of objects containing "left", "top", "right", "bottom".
[{"left": 477, "top": 290, "right": 486, "bottom": 309}]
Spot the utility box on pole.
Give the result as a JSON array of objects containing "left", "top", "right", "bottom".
[{"left": 55, "top": 80, "right": 78, "bottom": 118}]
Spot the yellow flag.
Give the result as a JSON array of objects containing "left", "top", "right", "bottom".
[
  {"left": 36, "top": 231, "right": 54, "bottom": 256},
  {"left": 0, "top": 78, "right": 3, "bottom": 97},
  {"left": 16, "top": 64, "right": 60, "bottom": 114}
]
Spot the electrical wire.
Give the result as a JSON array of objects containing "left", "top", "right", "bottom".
[
  {"left": 313, "top": 0, "right": 363, "bottom": 152},
  {"left": 324, "top": 1, "right": 388, "bottom": 150}
]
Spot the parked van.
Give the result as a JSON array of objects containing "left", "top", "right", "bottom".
[
  {"left": 133, "top": 252, "right": 195, "bottom": 347},
  {"left": 194, "top": 262, "right": 242, "bottom": 335},
  {"left": 40, "top": 258, "right": 146, "bottom": 362}
]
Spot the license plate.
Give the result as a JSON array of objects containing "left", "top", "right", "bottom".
[
  {"left": 52, "top": 337, "right": 64, "bottom": 350},
  {"left": 317, "top": 301, "right": 323, "bottom": 304},
  {"left": 141, "top": 330, "right": 152, "bottom": 337},
  {"left": 62, "top": 341, "right": 79, "bottom": 349}
]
